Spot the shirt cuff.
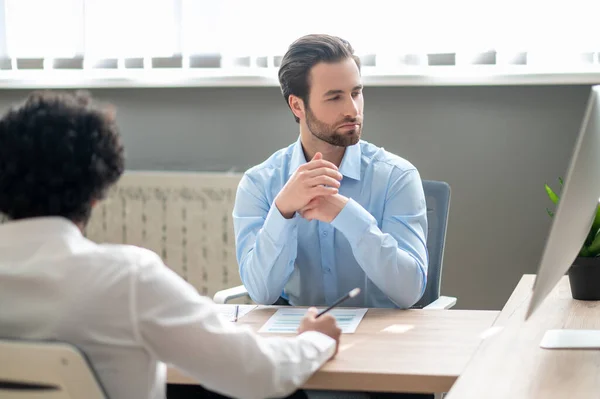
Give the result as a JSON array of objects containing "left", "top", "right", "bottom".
[
  {"left": 330, "top": 198, "right": 377, "bottom": 246},
  {"left": 296, "top": 331, "right": 336, "bottom": 360},
  {"left": 263, "top": 204, "right": 298, "bottom": 245}
]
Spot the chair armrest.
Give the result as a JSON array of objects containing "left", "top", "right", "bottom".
[
  {"left": 423, "top": 295, "right": 457, "bottom": 309},
  {"left": 213, "top": 285, "right": 250, "bottom": 304}
]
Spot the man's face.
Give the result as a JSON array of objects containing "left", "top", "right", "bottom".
[{"left": 303, "top": 58, "right": 364, "bottom": 147}]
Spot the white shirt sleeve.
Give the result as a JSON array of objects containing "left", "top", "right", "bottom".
[{"left": 130, "top": 251, "right": 335, "bottom": 399}]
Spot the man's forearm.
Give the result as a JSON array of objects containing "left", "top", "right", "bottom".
[{"left": 236, "top": 204, "right": 300, "bottom": 304}]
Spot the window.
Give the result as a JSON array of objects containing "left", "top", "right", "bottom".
[
  {"left": 5, "top": 0, "right": 82, "bottom": 58},
  {"left": 85, "top": 0, "right": 179, "bottom": 59},
  {"left": 1, "top": 0, "right": 599, "bottom": 87}
]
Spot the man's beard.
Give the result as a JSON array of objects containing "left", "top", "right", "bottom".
[{"left": 305, "top": 106, "right": 362, "bottom": 148}]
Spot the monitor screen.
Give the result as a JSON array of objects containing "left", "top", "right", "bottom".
[{"left": 526, "top": 85, "right": 600, "bottom": 320}]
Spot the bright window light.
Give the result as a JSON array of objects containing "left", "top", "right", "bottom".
[{"left": 6, "top": 0, "right": 82, "bottom": 58}]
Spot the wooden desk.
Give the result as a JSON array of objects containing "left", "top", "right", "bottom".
[
  {"left": 446, "top": 274, "right": 600, "bottom": 398},
  {"left": 168, "top": 307, "right": 498, "bottom": 393}
]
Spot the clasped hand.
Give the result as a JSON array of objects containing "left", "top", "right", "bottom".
[{"left": 274, "top": 152, "right": 348, "bottom": 223}]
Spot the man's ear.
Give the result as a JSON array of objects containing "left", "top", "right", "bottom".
[
  {"left": 289, "top": 95, "right": 305, "bottom": 121},
  {"left": 90, "top": 199, "right": 98, "bottom": 209}
]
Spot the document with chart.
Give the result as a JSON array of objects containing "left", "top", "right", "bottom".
[{"left": 259, "top": 308, "right": 368, "bottom": 333}]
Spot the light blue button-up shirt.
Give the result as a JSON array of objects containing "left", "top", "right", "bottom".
[{"left": 233, "top": 138, "right": 428, "bottom": 308}]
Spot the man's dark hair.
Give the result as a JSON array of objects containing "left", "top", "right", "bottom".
[
  {"left": 0, "top": 91, "right": 125, "bottom": 224},
  {"left": 278, "top": 34, "right": 361, "bottom": 123}
]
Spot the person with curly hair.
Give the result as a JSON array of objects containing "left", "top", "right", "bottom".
[
  {"left": 0, "top": 91, "right": 124, "bottom": 224},
  {"left": 0, "top": 91, "right": 341, "bottom": 399}
]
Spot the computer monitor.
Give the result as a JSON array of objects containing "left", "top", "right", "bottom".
[{"left": 525, "top": 85, "right": 600, "bottom": 349}]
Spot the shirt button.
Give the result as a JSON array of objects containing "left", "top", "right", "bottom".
[
  {"left": 322, "top": 231, "right": 328, "bottom": 237},
  {"left": 324, "top": 267, "right": 331, "bottom": 273}
]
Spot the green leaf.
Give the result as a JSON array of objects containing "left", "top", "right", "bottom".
[
  {"left": 585, "top": 232, "right": 600, "bottom": 257},
  {"left": 545, "top": 183, "right": 560, "bottom": 205},
  {"left": 583, "top": 205, "right": 600, "bottom": 246},
  {"left": 580, "top": 246, "right": 591, "bottom": 257},
  {"left": 559, "top": 177, "right": 564, "bottom": 187},
  {"left": 546, "top": 208, "right": 555, "bottom": 217},
  {"left": 592, "top": 204, "right": 600, "bottom": 234}
]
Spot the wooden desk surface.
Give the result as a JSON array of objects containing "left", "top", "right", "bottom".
[
  {"left": 446, "top": 274, "right": 600, "bottom": 399},
  {"left": 168, "top": 307, "right": 498, "bottom": 393}
]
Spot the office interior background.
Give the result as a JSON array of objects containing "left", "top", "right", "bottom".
[{"left": 0, "top": 0, "right": 598, "bottom": 310}]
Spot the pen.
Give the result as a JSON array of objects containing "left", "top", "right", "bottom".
[
  {"left": 316, "top": 288, "right": 361, "bottom": 318},
  {"left": 233, "top": 305, "right": 239, "bottom": 322}
]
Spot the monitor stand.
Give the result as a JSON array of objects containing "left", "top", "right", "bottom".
[{"left": 541, "top": 329, "right": 600, "bottom": 349}]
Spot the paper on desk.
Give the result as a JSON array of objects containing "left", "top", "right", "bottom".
[
  {"left": 214, "top": 304, "right": 257, "bottom": 322},
  {"left": 259, "top": 308, "right": 368, "bottom": 334}
]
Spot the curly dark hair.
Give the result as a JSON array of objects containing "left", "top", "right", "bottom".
[
  {"left": 0, "top": 91, "right": 125, "bottom": 224},
  {"left": 278, "top": 34, "right": 361, "bottom": 123}
]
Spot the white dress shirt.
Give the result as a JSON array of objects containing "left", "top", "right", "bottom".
[{"left": 0, "top": 217, "right": 335, "bottom": 399}]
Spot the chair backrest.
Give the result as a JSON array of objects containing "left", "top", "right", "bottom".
[
  {"left": 0, "top": 339, "right": 108, "bottom": 399},
  {"left": 413, "top": 180, "right": 451, "bottom": 308}
]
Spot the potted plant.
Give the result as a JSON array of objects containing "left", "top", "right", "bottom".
[{"left": 546, "top": 178, "right": 600, "bottom": 300}]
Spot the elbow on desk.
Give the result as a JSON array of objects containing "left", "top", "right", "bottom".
[
  {"left": 407, "top": 256, "right": 428, "bottom": 306},
  {"left": 240, "top": 272, "right": 281, "bottom": 306},
  {"left": 238, "top": 266, "right": 279, "bottom": 306},
  {"left": 387, "top": 266, "right": 428, "bottom": 309},
  {"left": 391, "top": 290, "right": 423, "bottom": 309},
  {"left": 247, "top": 289, "right": 281, "bottom": 306}
]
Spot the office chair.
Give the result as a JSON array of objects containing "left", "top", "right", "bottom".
[
  {"left": 412, "top": 180, "right": 454, "bottom": 309},
  {"left": 214, "top": 180, "right": 455, "bottom": 310},
  {"left": 0, "top": 338, "right": 108, "bottom": 399}
]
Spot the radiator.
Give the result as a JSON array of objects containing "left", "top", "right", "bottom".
[{"left": 2, "top": 171, "right": 245, "bottom": 298}]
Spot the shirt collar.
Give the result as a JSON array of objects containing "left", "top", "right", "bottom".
[
  {"left": 288, "top": 137, "right": 362, "bottom": 181},
  {"left": 0, "top": 216, "right": 83, "bottom": 243},
  {"left": 288, "top": 137, "right": 307, "bottom": 177}
]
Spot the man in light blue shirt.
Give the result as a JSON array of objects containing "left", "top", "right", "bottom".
[{"left": 233, "top": 34, "right": 428, "bottom": 309}]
